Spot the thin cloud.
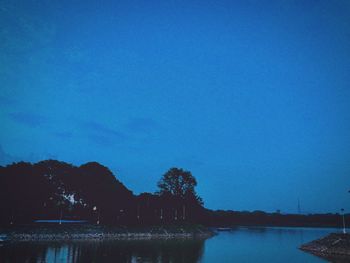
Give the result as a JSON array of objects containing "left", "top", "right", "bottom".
[
  {"left": 52, "top": 131, "right": 73, "bottom": 139},
  {"left": 8, "top": 112, "right": 47, "bottom": 127},
  {"left": 125, "top": 117, "right": 158, "bottom": 134},
  {"left": 83, "top": 121, "right": 126, "bottom": 139},
  {"left": 81, "top": 121, "right": 127, "bottom": 146},
  {"left": 86, "top": 134, "right": 115, "bottom": 147},
  {"left": 0, "top": 96, "right": 16, "bottom": 106}
]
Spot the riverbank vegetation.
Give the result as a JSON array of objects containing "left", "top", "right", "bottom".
[
  {"left": 0, "top": 160, "right": 203, "bottom": 226},
  {"left": 0, "top": 160, "right": 348, "bottom": 228}
]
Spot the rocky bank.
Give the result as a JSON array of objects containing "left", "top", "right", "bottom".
[
  {"left": 300, "top": 233, "right": 350, "bottom": 262},
  {"left": 0, "top": 224, "right": 214, "bottom": 242}
]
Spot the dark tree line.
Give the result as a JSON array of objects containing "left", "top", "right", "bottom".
[
  {"left": 201, "top": 209, "right": 350, "bottom": 228},
  {"left": 0, "top": 160, "right": 204, "bottom": 225},
  {"left": 0, "top": 160, "right": 347, "bottom": 227}
]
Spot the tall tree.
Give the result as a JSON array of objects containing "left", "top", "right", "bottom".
[{"left": 157, "top": 168, "right": 203, "bottom": 206}]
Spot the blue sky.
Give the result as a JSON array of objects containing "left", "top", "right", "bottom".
[{"left": 1, "top": 0, "right": 350, "bottom": 213}]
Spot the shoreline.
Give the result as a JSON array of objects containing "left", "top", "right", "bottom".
[
  {"left": 0, "top": 224, "right": 214, "bottom": 242},
  {"left": 300, "top": 233, "right": 350, "bottom": 261}
]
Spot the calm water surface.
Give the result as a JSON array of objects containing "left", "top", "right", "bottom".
[{"left": 0, "top": 227, "right": 342, "bottom": 263}]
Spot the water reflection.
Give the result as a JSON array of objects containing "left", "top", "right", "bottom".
[
  {"left": 0, "top": 239, "right": 205, "bottom": 263},
  {"left": 2, "top": 227, "right": 345, "bottom": 263},
  {"left": 201, "top": 227, "right": 338, "bottom": 263}
]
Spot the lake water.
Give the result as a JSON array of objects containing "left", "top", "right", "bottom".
[{"left": 0, "top": 227, "right": 343, "bottom": 262}]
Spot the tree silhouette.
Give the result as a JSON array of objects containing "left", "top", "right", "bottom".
[
  {"left": 1, "top": 160, "right": 348, "bottom": 227},
  {"left": 0, "top": 160, "right": 134, "bottom": 225},
  {"left": 157, "top": 168, "right": 203, "bottom": 206}
]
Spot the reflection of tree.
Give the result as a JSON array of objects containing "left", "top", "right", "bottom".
[
  {"left": 0, "top": 239, "right": 206, "bottom": 263},
  {"left": 0, "top": 242, "right": 48, "bottom": 263},
  {"left": 76, "top": 239, "right": 205, "bottom": 263}
]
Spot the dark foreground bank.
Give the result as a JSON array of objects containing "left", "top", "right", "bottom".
[
  {"left": 300, "top": 233, "right": 350, "bottom": 262},
  {"left": 0, "top": 224, "right": 214, "bottom": 242}
]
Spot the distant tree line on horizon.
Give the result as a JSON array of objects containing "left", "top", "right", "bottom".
[{"left": 0, "top": 160, "right": 348, "bottom": 228}]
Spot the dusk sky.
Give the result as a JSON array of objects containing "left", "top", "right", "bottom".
[{"left": 1, "top": 0, "right": 349, "bottom": 213}]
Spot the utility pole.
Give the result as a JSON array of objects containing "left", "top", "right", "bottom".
[
  {"left": 341, "top": 208, "right": 346, "bottom": 234},
  {"left": 59, "top": 209, "right": 63, "bottom": 225},
  {"left": 10, "top": 209, "right": 14, "bottom": 225},
  {"left": 93, "top": 206, "right": 99, "bottom": 225}
]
